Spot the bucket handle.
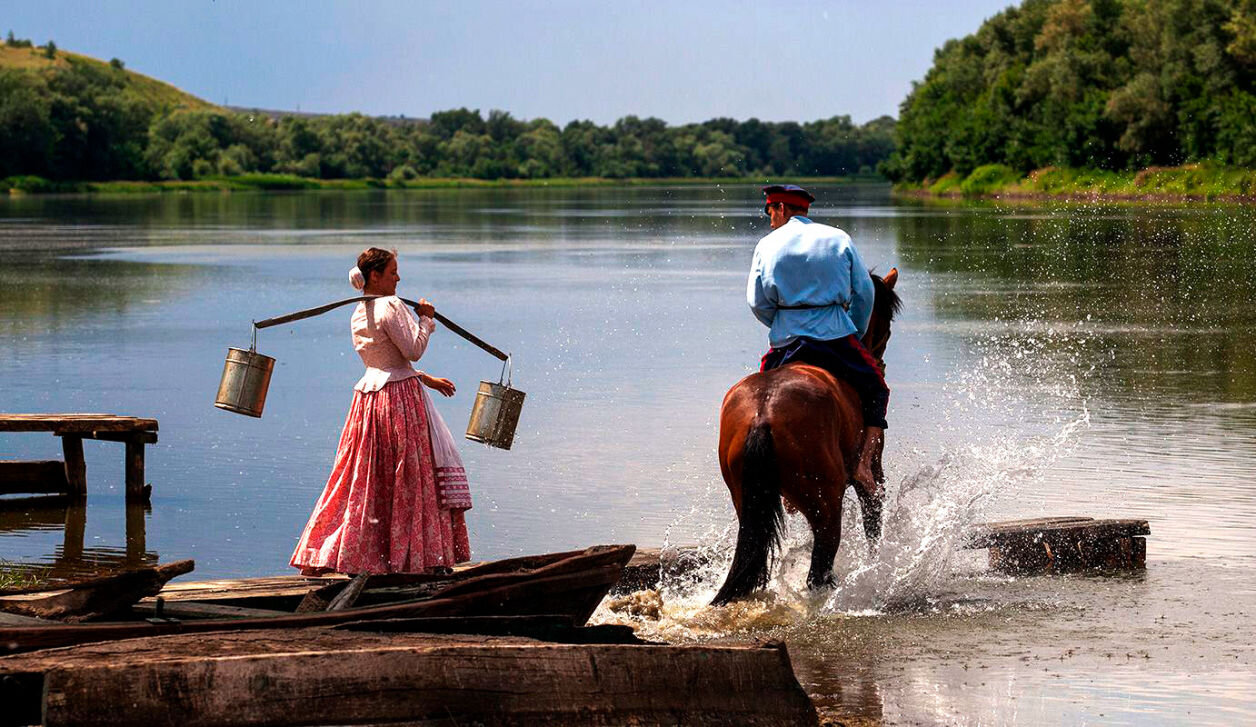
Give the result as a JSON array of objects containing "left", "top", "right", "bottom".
[{"left": 499, "top": 354, "right": 513, "bottom": 388}]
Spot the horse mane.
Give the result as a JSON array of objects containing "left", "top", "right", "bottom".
[{"left": 871, "top": 272, "right": 902, "bottom": 322}]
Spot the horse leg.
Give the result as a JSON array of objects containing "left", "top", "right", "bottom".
[
  {"left": 785, "top": 468, "right": 845, "bottom": 590},
  {"left": 853, "top": 483, "right": 883, "bottom": 544},
  {"left": 851, "top": 430, "right": 885, "bottom": 544},
  {"left": 805, "top": 501, "right": 842, "bottom": 589}
]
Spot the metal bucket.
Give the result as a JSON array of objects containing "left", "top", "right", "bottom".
[
  {"left": 465, "top": 358, "right": 525, "bottom": 449},
  {"left": 215, "top": 346, "right": 275, "bottom": 418}
]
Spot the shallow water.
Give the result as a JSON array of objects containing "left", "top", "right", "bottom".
[{"left": 1, "top": 185, "right": 1254, "bottom": 724}]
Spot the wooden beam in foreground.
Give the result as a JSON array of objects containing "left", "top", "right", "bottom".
[{"left": 6, "top": 629, "right": 818, "bottom": 727}]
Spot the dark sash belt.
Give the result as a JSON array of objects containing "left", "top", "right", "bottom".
[{"left": 776, "top": 301, "right": 851, "bottom": 311}]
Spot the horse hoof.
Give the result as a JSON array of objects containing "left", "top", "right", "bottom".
[{"left": 807, "top": 574, "right": 836, "bottom": 590}]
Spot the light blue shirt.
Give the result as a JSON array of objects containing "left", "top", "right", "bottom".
[{"left": 747, "top": 216, "right": 875, "bottom": 349}]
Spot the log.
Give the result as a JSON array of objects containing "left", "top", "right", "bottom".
[
  {"left": 0, "top": 560, "right": 194, "bottom": 622},
  {"left": 19, "top": 631, "right": 817, "bottom": 726},
  {"left": 0, "top": 461, "right": 68, "bottom": 494},
  {"left": 325, "top": 573, "right": 368, "bottom": 611}
]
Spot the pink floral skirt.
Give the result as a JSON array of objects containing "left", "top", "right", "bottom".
[{"left": 290, "top": 376, "right": 470, "bottom": 574}]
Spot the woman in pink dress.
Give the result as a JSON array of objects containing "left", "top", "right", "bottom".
[{"left": 291, "top": 247, "right": 472, "bottom": 575}]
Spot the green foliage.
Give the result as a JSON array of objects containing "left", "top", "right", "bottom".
[
  {"left": 5, "top": 31, "right": 32, "bottom": 49},
  {"left": 43, "top": 40, "right": 55, "bottom": 59},
  {"left": 3, "top": 174, "right": 60, "bottom": 193},
  {"left": 928, "top": 172, "right": 965, "bottom": 196},
  {"left": 0, "top": 50, "right": 898, "bottom": 184},
  {"left": 960, "top": 164, "right": 1022, "bottom": 195},
  {"left": 901, "top": 161, "right": 1256, "bottom": 199},
  {"left": 886, "top": 0, "right": 1256, "bottom": 182}
]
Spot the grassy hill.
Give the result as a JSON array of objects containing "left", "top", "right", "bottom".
[{"left": 0, "top": 43, "right": 215, "bottom": 113}]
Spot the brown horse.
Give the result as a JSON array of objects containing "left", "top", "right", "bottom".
[{"left": 711, "top": 269, "right": 901, "bottom": 606}]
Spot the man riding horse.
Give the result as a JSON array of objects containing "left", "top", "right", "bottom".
[
  {"left": 711, "top": 184, "right": 898, "bottom": 605},
  {"left": 748, "top": 184, "right": 889, "bottom": 501}
]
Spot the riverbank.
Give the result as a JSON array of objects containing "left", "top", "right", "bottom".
[
  {"left": 895, "top": 163, "right": 1256, "bottom": 203},
  {"left": 2, "top": 173, "right": 881, "bottom": 196}
]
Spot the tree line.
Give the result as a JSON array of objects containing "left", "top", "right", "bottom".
[
  {"left": 0, "top": 41, "right": 895, "bottom": 183},
  {"left": 883, "top": 0, "right": 1256, "bottom": 182}
]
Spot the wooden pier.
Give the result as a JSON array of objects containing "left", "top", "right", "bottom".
[{"left": 0, "top": 414, "right": 158, "bottom": 501}]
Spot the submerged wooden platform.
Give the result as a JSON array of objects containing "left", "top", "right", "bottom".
[
  {"left": 965, "top": 516, "right": 1149, "bottom": 574},
  {"left": 618, "top": 515, "right": 1152, "bottom": 591},
  {"left": 0, "top": 627, "right": 818, "bottom": 726}
]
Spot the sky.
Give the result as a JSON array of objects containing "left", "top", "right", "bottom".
[{"left": 5, "top": 1, "right": 1015, "bottom": 125}]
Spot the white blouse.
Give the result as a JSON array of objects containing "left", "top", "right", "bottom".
[{"left": 351, "top": 296, "right": 436, "bottom": 392}]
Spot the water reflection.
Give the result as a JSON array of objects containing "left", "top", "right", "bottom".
[
  {"left": 0, "top": 497, "right": 154, "bottom": 580},
  {"left": 892, "top": 199, "right": 1256, "bottom": 403}
]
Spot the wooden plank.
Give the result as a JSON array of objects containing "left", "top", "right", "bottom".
[
  {"left": 325, "top": 574, "right": 368, "bottom": 611},
  {"left": 0, "top": 612, "right": 49, "bottom": 626},
  {"left": 35, "top": 637, "right": 817, "bottom": 726},
  {"left": 0, "top": 461, "right": 69, "bottom": 494},
  {"left": 153, "top": 575, "right": 348, "bottom": 603},
  {"left": 131, "top": 601, "right": 289, "bottom": 620},
  {"left": 0, "top": 415, "right": 158, "bottom": 434},
  {"left": 60, "top": 437, "right": 85, "bottom": 496}
]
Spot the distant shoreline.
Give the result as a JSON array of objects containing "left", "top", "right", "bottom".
[
  {"left": 3, "top": 174, "right": 887, "bottom": 196},
  {"left": 893, "top": 164, "right": 1256, "bottom": 205}
]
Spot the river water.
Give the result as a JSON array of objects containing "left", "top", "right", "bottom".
[{"left": 1, "top": 185, "right": 1253, "bottom": 724}]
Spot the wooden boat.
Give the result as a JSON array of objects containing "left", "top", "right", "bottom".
[{"left": 0, "top": 544, "right": 636, "bottom": 655}]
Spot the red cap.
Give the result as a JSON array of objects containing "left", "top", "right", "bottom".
[{"left": 762, "top": 184, "right": 815, "bottom": 210}]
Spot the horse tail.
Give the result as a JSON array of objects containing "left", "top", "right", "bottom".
[{"left": 711, "top": 422, "right": 784, "bottom": 606}]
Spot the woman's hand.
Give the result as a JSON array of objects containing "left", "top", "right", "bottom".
[
  {"left": 413, "top": 298, "right": 436, "bottom": 319},
  {"left": 419, "top": 373, "right": 456, "bottom": 397}
]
